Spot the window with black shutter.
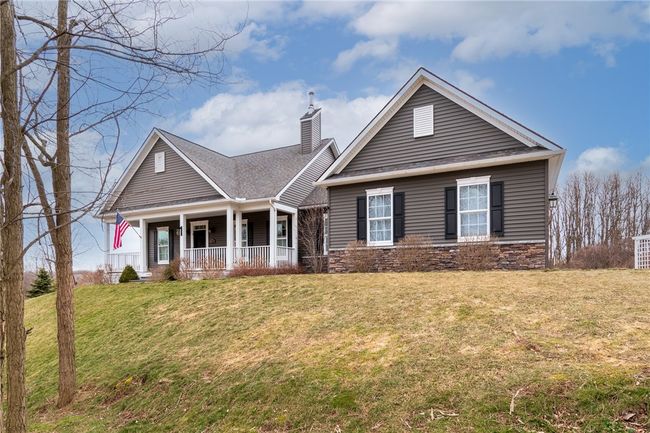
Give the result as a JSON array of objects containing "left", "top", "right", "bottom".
[
  {"left": 393, "top": 192, "right": 405, "bottom": 242},
  {"left": 356, "top": 196, "right": 367, "bottom": 241},
  {"left": 444, "top": 187, "right": 457, "bottom": 240},
  {"left": 490, "top": 182, "right": 504, "bottom": 237}
]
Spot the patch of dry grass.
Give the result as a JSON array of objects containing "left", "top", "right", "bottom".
[{"left": 25, "top": 270, "right": 650, "bottom": 432}]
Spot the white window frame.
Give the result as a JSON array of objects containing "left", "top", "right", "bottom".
[
  {"left": 154, "top": 151, "right": 165, "bottom": 173},
  {"left": 190, "top": 220, "right": 209, "bottom": 249},
  {"left": 157, "top": 226, "right": 170, "bottom": 264},
  {"left": 456, "top": 176, "right": 491, "bottom": 243},
  {"left": 413, "top": 104, "right": 434, "bottom": 138},
  {"left": 366, "top": 187, "right": 394, "bottom": 247},
  {"left": 277, "top": 215, "right": 289, "bottom": 259},
  {"left": 234, "top": 219, "right": 249, "bottom": 248},
  {"left": 323, "top": 213, "right": 329, "bottom": 256}
]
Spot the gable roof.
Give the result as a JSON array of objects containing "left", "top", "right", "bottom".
[
  {"left": 318, "top": 67, "right": 565, "bottom": 190},
  {"left": 101, "top": 128, "right": 338, "bottom": 214}
]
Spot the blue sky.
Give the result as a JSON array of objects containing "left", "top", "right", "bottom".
[{"left": 63, "top": 1, "right": 650, "bottom": 269}]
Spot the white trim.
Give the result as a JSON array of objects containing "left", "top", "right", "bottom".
[
  {"left": 276, "top": 139, "right": 337, "bottom": 200},
  {"left": 317, "top": 68, "right": 563, "bottom": 183},
  {"left": 156, "top": 226, "right": 170, "bottom": 265},
  {"left": 276, "top": 215, "right": 289, "bottom": 259},
  {"left": 456, "top": 176, "right": 491, "bottom": 243},
  {"left": 190, "top": 220, "right": 209, "bottom": 249},
  {"left": 139, "top": 219, "right": 147, "bottom": 272},
  {"left": 154, "top": 151, "right": 165, "bottom": 173},
  {"left": 240, "top": 218, "right": 249, "bottom": 248},
  {"left": 413, "top": 105, "right": 434, "bottom": 138},
  {"left": 226, "top": 206, "right": 234, "bottom": 270},
  {"left": 366, "top": 187, "right": 394, "bottom": 247},
  {"left": 323, "top": 212, "right": 329, "bottom": 256},
  {"left": 273, "top": 202, "right": 299, "bottom": 215},
  {"left": 316, "top": 150, "right": 563, "bottom": 191}
]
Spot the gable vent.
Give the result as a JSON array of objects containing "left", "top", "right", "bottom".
[{"left": 413, "top": 105, "right": 434, "bottom": 138}]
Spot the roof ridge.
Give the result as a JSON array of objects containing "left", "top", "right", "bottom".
[{"left": 155, "top": 128, "right": 232, "bottom": 159}]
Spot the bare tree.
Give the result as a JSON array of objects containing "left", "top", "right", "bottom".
[
  {"left": 298, "top": 207, "right": 326, "bottom": 273},
  {"left": 549, "top": 169, "right": 650, "bottom": 267},
  {"left": 1, "top": 1, "right": 28, "bottom": 431}
]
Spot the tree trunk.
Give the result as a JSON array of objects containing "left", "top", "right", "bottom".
[
  {"left": 54, "top": 0, "right": 76, "bottom": 408},
  {"left": 1, "top": 0, "right": 27, "bottom": 431}
]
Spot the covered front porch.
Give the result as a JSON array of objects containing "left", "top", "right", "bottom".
[{"left": 104, "top": 200, "right": 298, "bottom": 276}]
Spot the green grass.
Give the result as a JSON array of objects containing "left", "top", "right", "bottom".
[{"left": 25, "top": 270, "right": 650, "bottom": 432}]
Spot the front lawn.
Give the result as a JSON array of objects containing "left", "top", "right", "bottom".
[{"left": 25, "top": 270, "right": 649, "bottom": 432}]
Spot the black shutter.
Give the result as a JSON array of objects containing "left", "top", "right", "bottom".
[
  {"left": 393, "top": 192, "right": 405, "bottom": 242},
  {"left": 444, "top": 187, "right": 457, "bottom": 240},
  {"left": 248, "top": 222, "right": 254, "bottom": 246},
  {"left": 288, "top": 215, "right": 292, "bottom": 248},
  {"left": 490, "top": 181, "right": 504, "bottom": 237},
  {"left": 356, "top": 196, "right": 367, "bottom": 241}
]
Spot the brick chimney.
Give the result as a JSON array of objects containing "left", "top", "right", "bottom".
[{"left": 300, "top": 91, "right": 321, "bottom": 154}]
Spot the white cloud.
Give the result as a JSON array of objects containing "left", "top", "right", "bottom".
[
  {"left": 451, "top": 70, "right": 495, "bottom": 98},
  {"left": 174, "top": 82, "right": 389, "bottom": 155},
  {"left": 642, "top": 155, "right": 650, "bottom": 171},
  {"left": 575, "top": 146, "right": 626, "bottom": 174},
  {"left": 349, "top": 2, "right": 649, "bottom": 64},
  {"left": 593, "top": 42, "right": 618, "bottom": 67},
  {"left": 333, "top": 39, "right": 398, "bottom": 72},
  {"left": 290, "top": 1, "right": 367, "bottom": 22}
]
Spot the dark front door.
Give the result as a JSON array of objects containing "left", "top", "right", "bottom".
[{"left": 192, "top": 225, "right": 207, "bottom": 248}]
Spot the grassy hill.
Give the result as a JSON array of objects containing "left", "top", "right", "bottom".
[{"left": 26, "top": 270, "right": 649, "bottom": 432}]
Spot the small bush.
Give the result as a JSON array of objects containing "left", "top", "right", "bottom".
[
  {"left": 343, "top": 240, "right": 378, "bottom": 273},
  {"left": 77, "top": 268, "right": 111, "bottom": 285},
  {"left": 229, "top": 263, "right": 302, "bottom": 278},
  {"left": 28, "top": 268, "right": 54, "bottom": 298},
  {"left": 568, "top": 241, "right": 634, "bottom": 269},
  {"left": 119, "top": 265, "right": 139, "bottom": 283},
  {"left": 169, "top": 258, "right": 193, "bottom": 281},
  {"left": 456, "top": 239, "right": 495, "bottom": 271},
  {"left": 394, "top": 235, "right": 430, "bottom": 272}
]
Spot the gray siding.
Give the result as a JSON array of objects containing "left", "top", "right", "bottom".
[
  {"left": 329, "top": 161, "right": 547, "bottom": 249},
  {"left": 342, "top": 85, "right": 527, "bottom": 174},
  {"left": 281, "top": 146, "right": 335, "bottom": 207},
  {"left": 111, "top": 139, "right": 222, "bottom": 212}
]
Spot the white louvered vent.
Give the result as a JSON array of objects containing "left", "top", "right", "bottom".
[
  {"left": 413, "top": 105, "right": 434, "bottom": 138},
  {"left": 154, "top": 151, "right": 165, "bottom": 173}
]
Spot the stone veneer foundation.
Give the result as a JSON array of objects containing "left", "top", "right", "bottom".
[{"left": 327, "top": 242, "right": 546, "bottom": 273}]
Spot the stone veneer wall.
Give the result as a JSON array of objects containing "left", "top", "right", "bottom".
[{"left": 327, "top": 242, "right": 546, "bottom": 273}]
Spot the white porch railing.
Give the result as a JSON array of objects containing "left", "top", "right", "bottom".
[
  {"left": 634, "top": 234, "right": 650, "bottom": 269},
  {"left": 276, "top": 246, "right": 296, "bottom": 267},
  {"left": 184, "top": 247, "right": 227, "bottom": 270},
  {"left": 234, "top": 246, "right": 271, "bottom": 267},
  {"left": 106, "top": 252, "right": 140, "bottom": 272}
]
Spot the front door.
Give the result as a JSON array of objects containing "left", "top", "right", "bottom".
[{"left": 191, "top": 221, "right": 208, "bottom": 249}]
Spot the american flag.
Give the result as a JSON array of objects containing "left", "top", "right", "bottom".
[{"left": 113, "top": 212, "right": 131, "bottom": 249}]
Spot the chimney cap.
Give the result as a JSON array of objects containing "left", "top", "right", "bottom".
[{"left": 308, "top": 91, "right": 315, "bottom": 113}]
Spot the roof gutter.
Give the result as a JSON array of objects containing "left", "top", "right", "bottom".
[{"left": 315, "top": 150, "right": 561, "bottom": 188}]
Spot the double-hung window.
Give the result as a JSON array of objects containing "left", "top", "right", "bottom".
[
  {"left": 323, "top": 213, "right": 329, "bottom": 255},
  {"left": 457, "top": 176, "right": 490, "bottom": 241},
  {"left": 157, "top": 227, "right": 170, "bottom": 264},
  {"left": 367, "top": 187, "right": 393, "bottom": 246}
]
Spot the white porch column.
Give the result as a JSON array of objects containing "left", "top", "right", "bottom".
[
  {"left": 179, "top": 213, "right": 186, "bottom": 259},
  {"left": 226, "top": 206, "right": 234, "bottom": 270},
  {"left": 291, "top": 210, "right": 298, "bottom": 266},
  {"left": 104, "top": 221, "right": 111, "bottom": 268},
  {"left": 139, "top": 219, "right": 147, "bottom": 273},
  {"left": 235, "top": 210, "right": 242, "bottom": 261},
  {"left": 269, "top": 205, "right": 277, "bottom": 267}
]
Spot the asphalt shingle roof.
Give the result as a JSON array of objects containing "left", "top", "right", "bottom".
[{"left": 156, "top": 129, "right": 332, "bottom": 200}]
